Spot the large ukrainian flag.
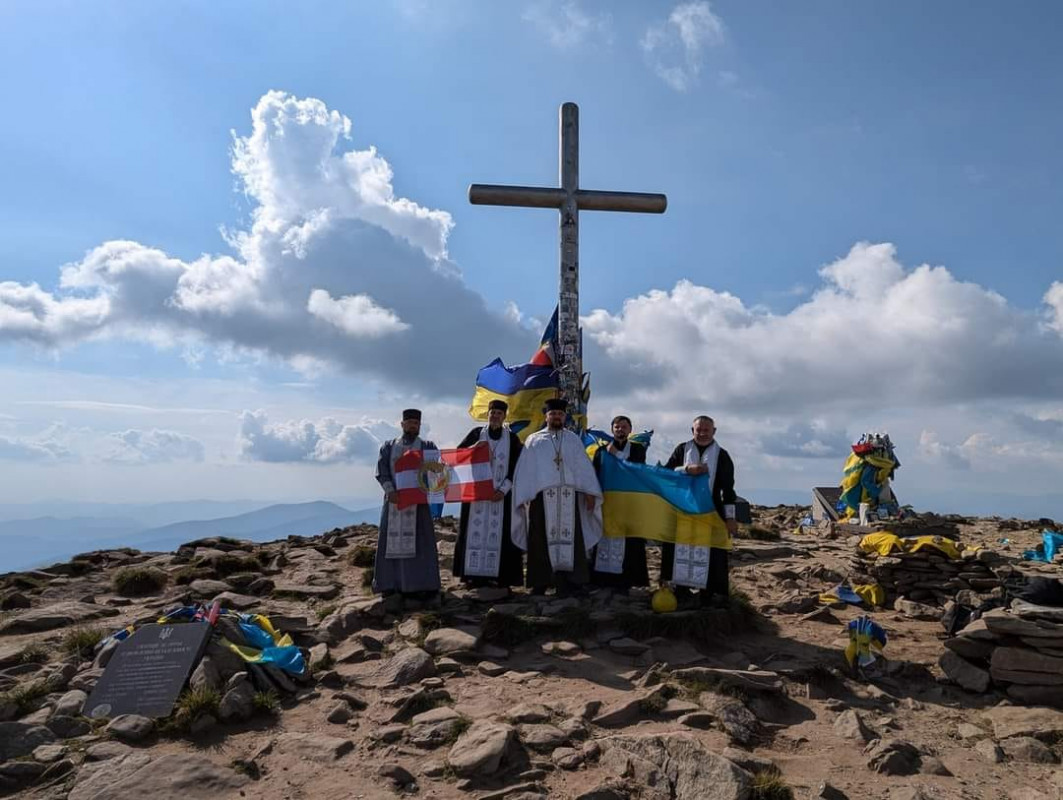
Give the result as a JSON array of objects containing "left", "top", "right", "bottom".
[
  {"left": 469, "top": 358, "right": 558, "bottom": 441},
  {"left": 598, "top": 453, "right": 730, "bottom": 548}
]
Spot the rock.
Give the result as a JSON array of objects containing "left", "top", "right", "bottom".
[
  {"left": 982, "top": 609, "right": 1063, "bottom": 640},
  {"left": 447, "top": 720, "right": 516, "bottom": 777},
  {"left": 106, "top": 714, "right": 155, "bottom": 742},
  {"left": 956, "top": 722, "right": 986, "bottom": 740},
  {"left": 659, "top": 699, "right": 700, "bottom": 719},
  {"left": 275, "top": 732, "right": 354, "bottom": 761},
  {"left": 479, "top": 660, "right": 506, "bottom": 677},
  {"left": 866, "top": 739, "right": 921, "bottom": 775},
  {"left": 833, "top": 709, "right": 874, "bottom": 743},
  {"left": 333, "top": 691, "right": 367, "bottom": 710},
  {"left": 919, "top": 755, "right": 951, "bottom": 775},
  {"left": 542, "top": 640, "right": 581, "bottom": 656},
  {"left": 378, "top": 762, "right": 417, "bottom": 787},
  {"left": 423, "top": 626, "right": 479, "bottom": 655},
  {"left": 670, "top": 666, "right": 782, "bottom": 693},
  {"left": 188, "top": 579, "right": 233, "bottom": 597},
  {"left": 1008, "top": 789, "right": 1052, "bottom": 800},
  {"left": 33, "top": 743, "right": 67, "bottom": 763},
  {"left": 609, "top": 637, "right": 649, "bottom": 656},
  {"left": 559, "top": 717, "right": 590, "bottom": 740},
  {"left": 370, "top": 724, "right": 405, "bottom": 744},
  {"left": 991, "top": 646, "right": 1063, "bottom": 680},
  {"left": 553, "top": 746, "right": 584, "bottom": 769},
  {"left": 810, "top": 782, "right": 850, "bottom": 800},
  {"left": 698, "top": 693, "right": 761, "bottom": 746},
  {"left": 0, "top": 722, "right": 57, "bottom": 760},
  {"left": 272, "top": 581, "right": 340, "bottom": 600},
  {"left": 54, "top": 689, "right": 88, "bottom": 717},
  {"left": 365, "top": 647, "right": 436, "bottom": 688},
  {"left": 326, "top": 703, "right": 352, "bottom": 724},
  {"left": 974, "top": 738, "right": 1003, "bottom": 763},
  {"left": 86, "top": 741, "right": 133, "bottom": 761},
  {"left": 942, "top": 635, "right": 996, "bottom": 661},
  {"left": 0, "top": 760, "right": 46, "bottom": 780},
  {"left": 574, "top": 780, "right": 634, "bottom": 800},
  {"left": 0, "top": 602, "right": 118, "bottom": 634},
  {"left": 211, "top": 592, "right": 258, "bottom": 611},
  {"left": 69, "top": 752, "right": 248, "bottom": 800},
  {"left": 984, "top": 705, "right": 1063, "bottom": 739},
  {"left": 678, "top": 712, "right": 716, "bottom": 729},
  {"left": 47, "top": 714, "right": 91, "bottom": 738},
  {"left": 600, "top": 733, "right": 752, "bottom": 800},
  {"left": 408, "top": 707, "right": 464, "bottom": 748},
  {"left": 508, "top": 702, "right": 554, "bottom": 724},
  {"left": 188, "top": 714, "right": 216, "bottom": 735},
  {"left": 218, "top": 674, "right": 255, "bottom": 722},
  {"left": 894, "top": 598, "right": 939, "bottom": 620},
  {"left": 721, "top": 747, "right": 774, "bottom": 774},
  {"left": 939, "top": 650, "right": 991, "bottom": 692},
  {"left": 521, "top": 723, "right": 568, "bottom": 751},
  {"left": 1006, "top": 684, "right": 1063, "bottom": 707},
  {"left": 1000, "top": 736, "right": 1059, "bottom": 764}
]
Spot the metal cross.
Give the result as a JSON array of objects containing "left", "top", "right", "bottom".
[{"left": 469, "top": 102, "right": 667, "bottom": 427}]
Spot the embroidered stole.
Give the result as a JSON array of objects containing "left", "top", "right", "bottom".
[
  {"left": 672, "top": 441, "right": 720, "bottom": 588},
  {"left": 463, "top": 427, "right": 511, "bottom": 577},
  {"left": 544, "top": 433, "right": 577, "bottom": 572},
  {"left": 593, "top": 443, "right": 630, "bottom": 574},
  {"left": 386, "top": 437, "right": 420, "bottom": 559}
]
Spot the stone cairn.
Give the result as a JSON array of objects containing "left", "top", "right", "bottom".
[
  {"left": 846, "top": 542, "right": 1004, "bottom": 608},
  {"left": 939, "top": 600, "right": 1063, "bottom": 708}
]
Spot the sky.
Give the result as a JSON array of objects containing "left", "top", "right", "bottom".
[{"left": 1, "top": 0, "right": 1062, "bottom": 518}]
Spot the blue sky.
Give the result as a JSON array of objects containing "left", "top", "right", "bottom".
[{"left": 1, "top": 1, "right": 1062, "bottom": 517}]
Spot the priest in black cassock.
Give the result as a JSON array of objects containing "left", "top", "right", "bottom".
[
  {"left": 660, "top": 415, "right": 737, "bottom": 607},
  {"left": 511, "top": 398, "right": 603, "bottom": 595},
  {"left": 372, "top": 409, "right": 442, "bottom": 599},
  {"left": 590, "top": 414, "right": 650, "bottom": 593},
  {"left": 452, "top": 399, "right": 524, "bottom": 588}
]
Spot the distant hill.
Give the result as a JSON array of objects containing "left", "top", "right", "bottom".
[
  {"left": 128, "top": 501, "right": 378, "bottom": 553},
  {"left": 1, "top": 501, "right": 380, "bottom": 573}
]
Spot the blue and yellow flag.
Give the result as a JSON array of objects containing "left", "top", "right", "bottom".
[
  {"left": 469, "top": 358, "right": 558, "bottom": 442},
  {"left": 598, "top": 453, "right": 730, "bottom": 549},
  {"left": 582, "top": 429, "right": 654, "bottom": 460}
]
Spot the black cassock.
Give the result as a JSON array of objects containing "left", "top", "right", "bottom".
[
  {"left": 452, "top": 426, "right": 525, "bottom": 587},
  {"left": 590, "top": 442, "right": 650, "bottom": 590}
]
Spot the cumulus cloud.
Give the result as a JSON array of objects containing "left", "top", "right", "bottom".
[
  {"left": 105, "top": 429, "right": 206, "bottom": 464},
  {"left": 0, "top": 424, "right": 74, "bottom": 462},
  {"left": 0, "top": 91, "right": 527, "bottom": 393},
  {"left": 1046, "top": 282, "right": 1063, "bottom": 333},
  {"left": 584, "top": 242, "right": 1063, "bottom": 416},
  {"left": 641, "top": 1, "right": 725, "bottom": 91},
  {"left": 238, "top": 410, "right": 397, "bottom": 464},
  {"left": 523, "top": 1, "right": 612, "bottom": 49},
  {"left": 758, "top": 423, "right": 851, "bottom": 459}
]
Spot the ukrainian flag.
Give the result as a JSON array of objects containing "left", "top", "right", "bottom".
[
  {"left": 469, "top": 358, "right": 558, "bottom": 441},
  {"left": 598, "top": 453, "right": 730, "bottom": 548},
  {"left": 582, "top": 428, "right": 654, "bottom": 460}
]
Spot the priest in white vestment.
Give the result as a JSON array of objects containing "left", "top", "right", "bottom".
[{"left": 511, "top": 398, "right": 603, "bottom": 595}]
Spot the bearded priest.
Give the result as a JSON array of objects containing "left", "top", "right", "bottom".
[{"left": 511, "top": 398, "right": 603, "bottom": 595}]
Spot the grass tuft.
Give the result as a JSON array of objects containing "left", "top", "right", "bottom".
[
  {"left": 210, "top": 554, "right": 263, "bottom": 577},
  {"left": 741, "top": 526, "right": 781, "bottom": 541},
  {"left": 165, "top": 686, "right": 221, "bottom": 733},
  {"left": 348, "top": 545, "right": 376, "bottom": 567},
  {"left": 174, "top": 565, "right": 216, "bottom": 585},
  {"left": 361, "top": 567, "right": 375, "bottom": 589},
  {"left": 0, "top": 680, "right": 50, "bottom": 715},
  {"left": 252, "top": 690, "right": 280, "bottom": 715},
  {"left": 750, "top": 766, "right": 794, "bottom": 800},
  {"left": 315, "top": 603, "right": 338, "bottom": 621},
  {"left": 112, "top": 566, "right": 168, "bottom": 596},
  {"left": 443, "top": 715, "right": 472, "bottom": 744},
  {"left": 61, "top": 627, "right": 104, "bottom": 660},
  {"left": 16, "top": 643, "right": 51, "bottom": 665}
]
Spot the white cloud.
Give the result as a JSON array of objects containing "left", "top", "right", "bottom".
[
  {"left": 105, "top": 429, "right": 206, "bottom": 464},
  {"left": 641, "top": 1, "right": 725, "bottom": 91},
  {"left": 306, "top": 289, "right": 409, "bottom": 338},
  {"left": 523, "top": 1, "right": 612, "bottom": 49},
  {"left": 0, "top": 424, "right": 74, "bottom": 462},
  {"left": 0, "top": 91, "right": 528, "bottom": 394},
  {"left": 1046, "top": 281, "right": 1063, "bottom": 333},
  {"left": 237, "top": 410, "right": 397, "bottom": 464},
  {"left": 759, "top": 423, "right": 851, "bottom": 459},
  {"left": 584, "top": 242, "right": 1063, "bottom": 416}
]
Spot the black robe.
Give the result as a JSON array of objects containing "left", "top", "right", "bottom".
[
  {"left": 659, "top": 440, "right": 736, "bottom": 596},
  {"left": 452, "top": 426, "right": 525, "bottom": 587},
  {"left": 590, "top": 441, "right": 650, "bottom": 589}
]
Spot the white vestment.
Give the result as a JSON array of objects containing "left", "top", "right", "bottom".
[
  {"left": 671, "top": 440, "right": 720, "bottom": 588},
  {"left": 593, "top": 442, "right": 630, "bottom": 575},
  {"left": 463, "top": 426, "right": 512, "bottom": 577},
  {"left": 511, "top": 428, "right": 603, "bottom": 572}
]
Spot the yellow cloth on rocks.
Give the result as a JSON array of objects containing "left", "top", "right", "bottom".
[
  {"left": 852, "top": 583, "right": 886, "bottom": 607},
  {"left": 906, "top": 535, "right": 961, "bottom": 560},
  {"left": 859, "top": 532, "right": 904, "bottom": 556}
]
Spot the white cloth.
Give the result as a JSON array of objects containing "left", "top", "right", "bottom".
[
  {"left": 386, "top": 437, "right": 421, "bottom": 559},
  {"left": 670, "top": 440, "right": 720, "bottom": 588},
  {"left": 511, "top": 427, "right": 603, "bottom": 572},
  {"left": 594, "top": 442, "right": 630, "bottom": 575},
  {"left": 463, "top": 426, "right": 512, "bottom": 578}
]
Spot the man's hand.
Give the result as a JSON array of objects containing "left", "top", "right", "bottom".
[
  {"left": 492, "top": 490, "right": 505, "bottom": 502},
  {"left": 685, "top": 464, "right": 708, "bottom": 476},
  {"left": 607, "top": 442, "right": 620, "bottom": 456},
  {"left": 725, "top": 519, "right": 738, "bottom": 538},
  {"left": 387, "top": 491, "right": 399, "bottom": 504},
  {"left": 584, "top": 495, "right": 596, "bottom": 511}
]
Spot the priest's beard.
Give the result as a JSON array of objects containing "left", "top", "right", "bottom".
[{"left": 547, "top": 421, "right": 564, "bottom": 431}]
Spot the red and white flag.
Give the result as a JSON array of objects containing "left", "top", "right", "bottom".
[{"left": 394, "top": 442, "right": 496, "bottom": 509}]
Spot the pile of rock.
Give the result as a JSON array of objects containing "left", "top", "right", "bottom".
[
  {"left": 846, "top": 542, "right": 1004, "bottom": 607},
  {"left": 939, "top": 600, "right": 1063, "bottom": 707}
]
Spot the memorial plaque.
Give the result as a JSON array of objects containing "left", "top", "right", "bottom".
[{"left": 85, "top": 622, "right": 211, "bottom": 719}]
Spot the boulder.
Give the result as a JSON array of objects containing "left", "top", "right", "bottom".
[
  {"left": 833, "top": 709, "right": 874, "bottom": 743},
  {"left": 553, "top": 746, "right": 584, "bottom": 770},
  {"left": 218, "top": 674, "right": 255, "bottom": 722},
  {"left": 520, "top": 723, "right": 568, "bottom": 751},
  {"left": 1005, "top": 684, "right": 1063, "bottom": 708},
  {"left": 188, "top": 579, "right": 233, "bottom": 598},
  {"left": 507, "top": 702, "right": 554, "bottom": 724},
  {"left": 423, "top": 627, "right": 479, "bottom": 656},
  {"left": 991, "top": 647, "right": 1063, "bottom": 678},
  {"left": 0, "top": 602, "right": 118, "bottom": 634},
  {"left": 866, "top": 739, "right": 921, "bottom": 775},
  {"left": 939, "top": 650, "right": 991, "bottom": 692},
  {"left": 974, "top": 738, "right": 1003, "bottom": 763},
  {"left": 999, "top": 736, "right": 1059, "bottom": 764},
  {"left": 106, "top": 714, "right": 154, "bottom": 742},
  {"left": 600, "top": 733, "right": 752, "bottom": 800},
  {"left": 698, "top": 693, "right": 761, "bottom": 746},
  {"left": 47, "top": 714, "right": 91, "bottom": 739},
  {"left": 53, "top": 689, "right": 88, "bottom": 717},
  {"left": 70, "top": 752, "right": 248, "bottom": 800},
  {"left": 894, "top": 598, "right": 939, "bottom": 620},
  {"left": 363, "top": 647, "right": 436, "bottom": 688},
  {"left": 984, "top": 705, "right": 1063, "bottom": 739},
  {"left": 0, "top": 722, "right": 57, "bottom": 760},
  {"left": 272, "top": 582, "right": 340, "bottom": 600},
  {"left": 274, "top": 732, "right": 354, "bottom": 761},
  {"left": 447, "top": 721, "right": 517, "bottom": 777}
]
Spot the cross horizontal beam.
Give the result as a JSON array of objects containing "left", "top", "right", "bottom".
[{"left": 468, "top": 184, "right": 667, "bottom": 214}]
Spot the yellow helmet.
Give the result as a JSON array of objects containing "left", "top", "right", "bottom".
[{"left": 652, "top": 586, "right": 677, "bottom": 614}]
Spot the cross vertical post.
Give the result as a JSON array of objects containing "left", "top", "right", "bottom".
[{"left": 468, "top": 102, "right": 667, "bottom": 431}]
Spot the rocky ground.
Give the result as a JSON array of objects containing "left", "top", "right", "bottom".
[{"left": 1, "top": 505, "right": 1062, "bottom": 800}]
